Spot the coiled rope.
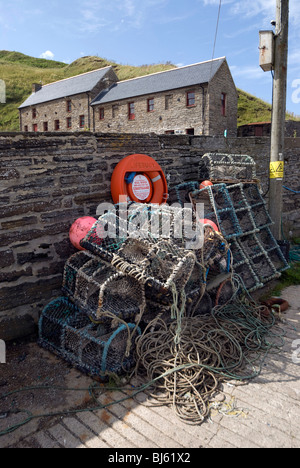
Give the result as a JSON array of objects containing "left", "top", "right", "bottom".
[{"left": 135, "top": 275, "right": 285, "bottom": 425}]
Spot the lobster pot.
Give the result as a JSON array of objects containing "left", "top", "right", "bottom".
[
  {"left": 250, "top": 203, "right": 274, "bottom": 231},
  {"left": 112, "top": 237, "right": 196, "bottom": 306},
  {"left": 237, "top": 233, "right": 266, "bottom": 258},
  {"left": 198, "top": 153, "right": 256, "bottom": 183},
  {"left": 226, "top": 183, "right": 250, "bottom": 210},
  {"left": 62, "top": 251, "right": 146, "bottom": 323},
  {"left": 241, "top": 183, "right": 265, "bottom": 206},
  {"left": 171, "top": 181, "right": 199, "bottom": 207},
  {"left": 255, "top": 227, "right": 289, "bottom": 273},
  {"left": 233, "top": 261, "right": 263, "bottom": 292},
  {"left": 229, "top": 239, "right": 249, "bottom": 267},
  {"left": 235, "top": 207, "right": 257, "bottom": 236},
  {"left": 226, "top": 183, "right": 258, "bottom": 235},
  {"left": 38, "top": 297, "right": 140, "bottom": 378},
  {"left": 81, "top": 204, "right": 197, "bottom": 302},
  {"left": 250, "top": 252, "right": 280, "bottom": 284},
  {"left": 62, "top": 250, "right": 95, "bottom": 298},
  {"left": 190, "top": 184, "right": 242, "bottom": 239}
]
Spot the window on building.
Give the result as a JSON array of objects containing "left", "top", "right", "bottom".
[
  {"left": 187, "top": 92, "right": 195, "bottom": 107},
  {"left": 66, "top": 100, "right": 72, "bottom": 113},
  {"left": 112, "top": 105, "right": 119, "bottom": 118},
  {"left": 99, "top": 108, "right": 104, "bottom": 120},
  {"left": 66, "top": 117, "right": 72, "bottom": 129},
  {"left": 32, "top": 108, "right": 37, "bottom": 119},
  {"left": 43, "top": 122, "right": 48, "bottom": 132},
  {"left": 221, "top": 93, "right": 227, "bottom": 116},
  {"left": 128, "top": 102, "right": 135, "bottom": 120},
  {"left": 24, "top": 125, "right": 28, "bottom": 132},
  {"left": 54, "top": 120, "right": 60, "bottom": 131},
  {"left": 32, "top": 123, "right": 38, "bottom": 132},
  {"left": 165, "top": 130, "right": 175, "bottom": 134},
  {"left": 147, "top": 98, "right": 154, "bottom": 112},
  {"left": 165, "top": 95, "right": 173, "bottom": 110},
  {"left": 186, "top": 128, "right": 195, "bottom": 135},
  {"left": 79, "top": 115, "right": 85, "bottom": 128}
]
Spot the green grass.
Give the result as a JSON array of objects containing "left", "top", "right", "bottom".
[
  {"left": 237, "top": 88, "right": 300, "bottom": 126},
  {"left": 0, "top": 51, "right": 176, "bottom": 131}
]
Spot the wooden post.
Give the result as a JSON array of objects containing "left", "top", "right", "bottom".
[{"left": 269, "top": 0, "right": 289, "bottom": 240}]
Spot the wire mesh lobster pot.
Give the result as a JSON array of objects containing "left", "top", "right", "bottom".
[
  {"left": 229, "top": 239, "right": 249, "bottom": 267},
  {"left": 170, "top": 181, "right": 199, "bottom": 207},
  {"left": 226, "top": 183, "right": 258, "bottom": 236},
  {"left": 236, "top": 232, "right": 281, "bottom": 285},
  {"left": 255, "top": 227, "right": 289, "bottom": 273},
  {"left": 250, "top": 203, "right": 274, "bottom": 231},
  {"left": 238, "top": 183, "right": 273, "bottom": 230},
  {"left": 190, "top": 184, "right": 242, "bottom": 239},
  {"left": 62, "top": 251, "right": 146, "bottom": 323},
  {"left": 80, "top": 204, "right": 197, "bottom": 306},
  {"left": 38, "top": 297, "right": 141, "bottom": 378},
  {"left": 198, "top": 153, "right": 257, "bottom": 183},
  {"left": 249, "top": 251, "right": 280, "bottom": 284},
  {"left": 237, "top": 233, "right": 266, "bottom": 258},
  {"left": 233, "top": 261, "right": 263, "bottom": 292}
]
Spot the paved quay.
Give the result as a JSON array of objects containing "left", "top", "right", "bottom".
[{"left": 1, "top": 285, "right": 300, "bottom": 449}]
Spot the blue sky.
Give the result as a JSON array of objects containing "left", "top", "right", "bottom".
[{"left": 1, "top": 0, "right": 300, "bottom": 116}]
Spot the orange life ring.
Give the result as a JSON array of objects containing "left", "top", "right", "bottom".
[{"left": 111, "top": 154, "right": 168, "bottom": 205}]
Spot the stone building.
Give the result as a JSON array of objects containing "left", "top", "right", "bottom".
[
  {"left": 92, "top": 57, "right": 237, "bottom": 136},
  {"left": 238, "top": 120, "right": 300, "bottom": 138},
  {"left": 19, "top": 57, "right": 238, "bottom": 136},
  {"left": 19, "top": 66, "right": 118, "bottom": 132}
]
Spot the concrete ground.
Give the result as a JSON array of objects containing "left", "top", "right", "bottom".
[{"left": 0, "top": 284, "right": 300, "bottom": 449}]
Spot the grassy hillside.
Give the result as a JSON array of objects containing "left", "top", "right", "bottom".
[
  {"left": 0, "top": 50, "right": 297, "bottom": 131},
  {"left": 0, "top": 51, "right": 175, "bottom": 131}
]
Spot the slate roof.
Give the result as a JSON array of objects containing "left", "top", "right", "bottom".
[
  {"left": 19, "top": 66, "right": 113, "bottom": 109},
  {"left": 91, "top": 57, "right": 226, "bottom": 106}
]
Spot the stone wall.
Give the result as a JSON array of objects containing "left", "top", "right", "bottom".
[{"left": 0, "top": 132, "right": 299, "bottom": 340}]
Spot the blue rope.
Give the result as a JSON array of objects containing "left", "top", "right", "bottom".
[{"left": 283, "top": 186, "right": 300, "bottom": 194}]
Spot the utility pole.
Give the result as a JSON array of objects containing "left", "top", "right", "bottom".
[{"left": 269, "top": 0, "right": 289, "bottom": 240}]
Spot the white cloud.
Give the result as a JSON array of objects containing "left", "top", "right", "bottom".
[{"left": 40, "top": 50, "right": 55, "bottom": 60}]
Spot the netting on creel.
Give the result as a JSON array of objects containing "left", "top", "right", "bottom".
[
  {"left": 256, "top": 227, "right": 289, "bottom": 273},
  {"left": 80, "top": 204, "right": 200, "bottom": 298},
  {"left": 198, "top": 153, "right": 257, "bottom": 182},
  {"left": 38, "top": 297, "right": 141, "bottom": 378},
  {"left": 189, "top": 184, "right": 242, "bottom": 239},
  {"left": 171, "top": 181, "right": 199, "bottom": 207},
  {"left": 62, "top": 250, "right": 146, "bottom": 323}
]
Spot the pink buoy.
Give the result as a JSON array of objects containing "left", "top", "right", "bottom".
[
  {"left": 200, "top": 180, "right": 213, "bottom": 190},
  {"left": 69, "top": 216, "right": 97, "bottom": 250},
  {"left": 198, "top": 218, "right": 219, "bottom": 232}
]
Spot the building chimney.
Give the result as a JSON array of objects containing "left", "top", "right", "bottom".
[{"left": 32, "top": 83, "right": 42, "bottom": 93}]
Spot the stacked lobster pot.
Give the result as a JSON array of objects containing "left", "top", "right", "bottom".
[
  {"left": 172, "top": 153, "right": 289, "bottom": 293},
  {"left": 39, "top": 203, "right": 231, "bottom": 380}
]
